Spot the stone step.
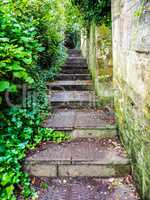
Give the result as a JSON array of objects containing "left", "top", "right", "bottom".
[
  {"left": 61, "top": 68, "right": 89, "bottom": 74},
  {"left": 67, "top": 56, "right": 85, "bottom": 59},
  {"left": 62, "top": 65, "right": 88, "bottom": 69},
  {"left": 48, "top": 91, "right": 100, "bottom": 109},
  {"left": 55, "top": 74, "right": 91, "bottom": 81},
  {"left": 30, "top": 177, "right": 139, "bottom": 200},
  {"left": 65, "top": 58, "right": 87, "bottom": 64},
  {"left": 68, "top": 53, "right": 81, "bottom": 57},
  {"left": 68, "top": 49, "right": 81, "bottom": 54},
  {"left": 43, "top": 109, "right": 116, "bottom": 131},
  {"left": 63, "top": 63, "right": 88, "bottom": 67},
  {"left": 47, "top": 80, "right": 93, "bottom": 91},
  {"left": 25, "top": 138, "right": 130, "bottom": 177},
  {"left": 71, "top": 129, "right": 117, "bottom": 139}
]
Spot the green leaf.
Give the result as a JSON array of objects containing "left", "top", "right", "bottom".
[
  {"left": 38, "top": 47, "right": 45, "bottom": 52},
  {"left": 5, "top": 185, "right": 14, "bottom": 197},
  {"left": 18, "top": 141, "right": 28, "bottom": 150},
  {"left": 26, "top": 77, "right": 34, "bottom": 84},
  {"left": 0, "top": 144, "right": 5, "bottom": 153},
  {"left": 0, "top": 156, "right": 10, "bottom": 163},
  {"left": 11, "top": 61, "right": 25, "bottom": 71},
  {"left": 8, "top": 84, "right": 17, "bottom": 92},
  {"left": 1, "top": 173, "right": 14, "bottom": 186},
  {"left": 0, "top": 37, "right": 9, "bottom": 42},
  {"left": 23, "top": 58, "right": 32, "bottom": 65},
  {"left": 0, "top": 81, "right": 10, "bottom": 92},
  {"left": 21, "top": 37, "right": 30, "bottom": 43},
  {"left": 13, "top": 71, "right": 28, "bottom": 79},
  {"left": 13, "top": 71, "right": 34, "bottom": 84}
]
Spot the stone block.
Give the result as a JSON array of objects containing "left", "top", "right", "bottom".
[
  {"left": 58, "top": 164, "right": 130, "bottom": 177},
  {"left": 25, "top": 164, "right": 57, "bottom": 177},
  {"left": 72, "top": 128, "right": 117, "bottom": 139}
]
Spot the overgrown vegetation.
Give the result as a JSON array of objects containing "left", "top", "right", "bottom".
[
  {"left": 71, "top": 0, "right": 111, "bottom": 26},
  {"left": 64, "top": 2, "right": 83, "bottom": 48},
  {"left": 0, "top": 0, "right": 70, "bottom": 199}
]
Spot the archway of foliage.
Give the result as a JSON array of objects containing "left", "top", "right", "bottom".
[{"left": 0, "top": 0, "right": 80, "bottom": 199}]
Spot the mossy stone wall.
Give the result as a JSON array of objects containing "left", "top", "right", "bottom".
[
  {"left": 112, "top": 0, "right": 150, "bottom": 199},
  {"left": 81, "top": 23, "right": 113, "bottom": 107}
]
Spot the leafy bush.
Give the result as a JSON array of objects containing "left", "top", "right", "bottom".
[
  {"left": 28, "top": 0, "right": 66, "bottom": 68},
  {"left": 0, "top": 0, "right": 68, "bottom": 199},
  {"left": 0, "top": 106, "right": 68, "bottom": 199},
  {"left": 0, "top": 1, "right": 41, "bottom": 99},
  {"left": 0, "top": 0, "right": 67, "bottom": 103}
]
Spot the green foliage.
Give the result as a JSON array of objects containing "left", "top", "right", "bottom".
[
  {"left": 64, "top": 1, "right": 83, "bottom": 48},
  {"left": 71, "top": 0, "right": 111, "bottom": 26},
  {"left": 134, "top": 0, "right": 149, "bottom": 17},
  {"left": 28, "top": 0, "right": 67, "bottom": 68},
  {"left": 0, "top": 0, "right": 69, "bottom": 199},
  {"left": 0, "top": 1, "right": 40, "bottom": 96},
  {"left": 0, "top": 106, "right": 68, "bottom": 199},
  {"left": 0, "top": 68, "right": 68, "bottom": 199},
  {"left": 65, "top": 2, "right": 83, "bottom": 33},
  {"left": 41, "top": 183, "right": 49, "bottom": 190},
  {"left": 0, "top": 0, "right": 67, "bottom": 103},
  {"left": 0, "top": 65, "right": 69, "bottom": 199}
]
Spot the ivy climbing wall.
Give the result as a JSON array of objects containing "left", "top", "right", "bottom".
[{"left": 112, "top": 0, "right": 150, "bottom": 199}]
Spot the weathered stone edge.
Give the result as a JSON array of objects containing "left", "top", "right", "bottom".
[{"left": 24, "top": 163, "right": 131, "bottom": 177}]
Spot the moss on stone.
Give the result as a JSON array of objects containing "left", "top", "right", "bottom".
[{"left": 114, "top": 76, "right": 150, "bottom": 200}]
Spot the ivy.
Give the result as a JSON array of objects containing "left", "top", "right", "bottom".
[
  {"left": 0, "top": 0, "right": 69, "bottom": 199},
  {"left": 0, "top": 105, "right": 69, "bottom": 199}
]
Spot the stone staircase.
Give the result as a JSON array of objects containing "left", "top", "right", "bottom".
[{"left": 25, "top": 49, "right": 139, "bottom": 199}]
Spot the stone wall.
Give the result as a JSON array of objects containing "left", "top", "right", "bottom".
[
  {"left": 112, "top": 0, "right": 150, "bottom": 199},
  {"left": 81, "top": 23, "right": 113, "bottom": 107}
]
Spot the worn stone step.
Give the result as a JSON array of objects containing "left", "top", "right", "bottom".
[
  {"left": 47, "top": 80, "right": 93, "bottom": 91},
  {"left": 30, "top": 177, "right": 139, "bottom": 200},
  {"left": 55, "top": 74, "right": 91, "bottom": 81},
  {"left": 61, "top": 68, "right": 89, "bottom": 74},
  {"left": 68, "top": 53, "right": 81, "bottom": 57},
  {"left": 62, "top": 65, "right": 88, "bottom": 70},
  {"left": 43, "top": 109, "right": 116, "bottom": 131},
  {"left": 48, "top": 91, "right": 100, "bottom": 109},
  {"left": 63, "top": 63, "right": 87, "bottom": 68},
  {"left": 25, "top": 138, "right": 130, "bottom": 177},
  {"left": 65, "top": 58, "right": 87, "bottom": 64},
  {"left": 71, "top": 129, "right": 117, "bottom": 139},
  {"left": 68, "top": 49, "right": 81, "bottom": 54},
  {"left": 67, "top": 56, "right": 85, "bottom": 59}
]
